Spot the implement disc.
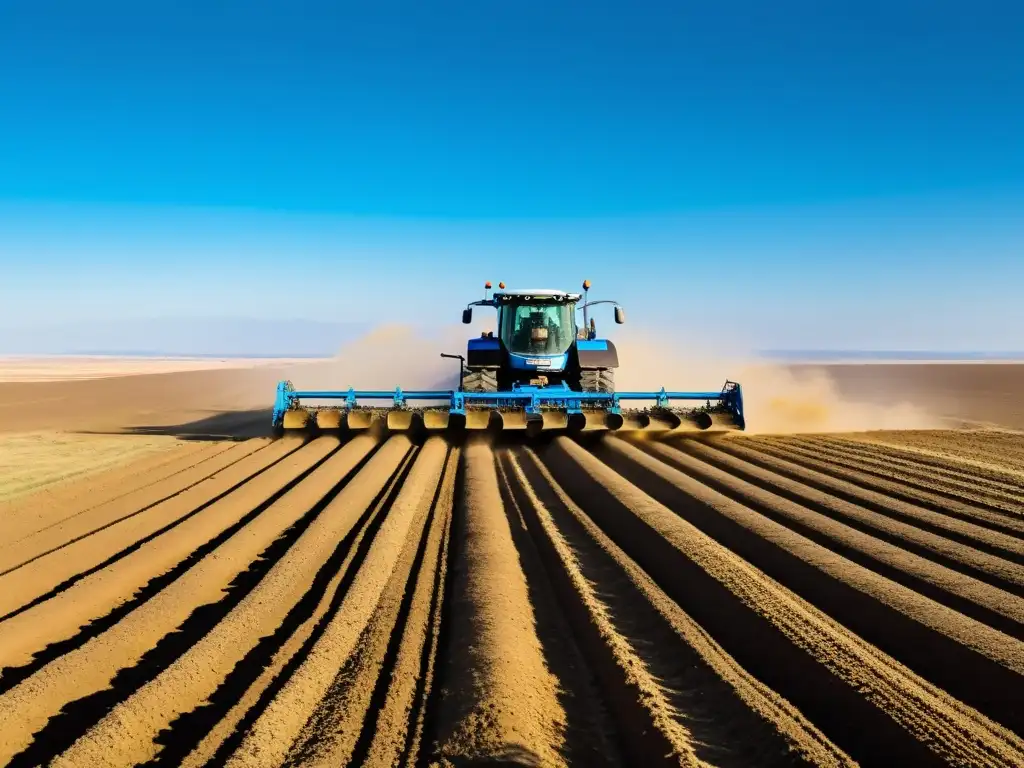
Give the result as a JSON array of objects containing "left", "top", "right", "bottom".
[
  {"left": 387, "top": 410, "right": 420, "bottom": 431},
  {"left": 315, "top": 409, "right": 343, "bottom": 429},
  {"left": 423, "top": 410, "right": 450, "bottom": 430},
  {"left": 465, "top": 410, "right": 492, "bottom": 430},
  {"left": 346, "top": 410, "right": 377, "bottom": 430},
  {"left": 282, "top": 409, "right": 311, "bottom": 430}
]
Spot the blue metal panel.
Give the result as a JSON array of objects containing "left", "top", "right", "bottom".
[
  {"left": 468, "top": 337, "right": 501, "bottom": 350},
  {"left": 272, "top": 380, "right": 294, "bottom": 427},
  {"left": 576, "top": 339, "right": 609, "bottom": 351}
]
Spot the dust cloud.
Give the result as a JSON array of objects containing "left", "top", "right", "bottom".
[
  {"left": 277, "top": 323, "right": 470, "bottom": 394},
  {"left": 610, "top": 327, "right": 939, "bottom": 434},
  {"left": 272, "top": 322, "right": 939, "bottom": 434}
]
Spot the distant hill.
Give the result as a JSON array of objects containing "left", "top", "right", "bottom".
[{"left": 0, "top": 317, "right": 370, "bottom": 357}]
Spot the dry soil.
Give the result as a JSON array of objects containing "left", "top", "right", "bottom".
[{"left": 0, "top": 360, "right": 1022, "bottom": 767}]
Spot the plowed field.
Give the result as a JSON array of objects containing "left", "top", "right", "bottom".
[{"left": 2, "top": 430, "right": 1024, "bottom": 767}]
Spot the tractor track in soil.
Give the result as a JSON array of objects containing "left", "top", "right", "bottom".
[{"left": 1, "top": 429, "right": 1023, "bottom": 766}]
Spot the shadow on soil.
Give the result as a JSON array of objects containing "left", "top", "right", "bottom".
[
  {"left": 76, "top": 416, "right": 740, "bottom": 447},
  {"left": 76, "top": 409, "right": 274, "bottom": 441},
  {"left": 448, "top": 751, "right": 545, "bottom": 767}
]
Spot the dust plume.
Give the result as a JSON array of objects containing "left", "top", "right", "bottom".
[
  {"left": 612, "top": 327, "right": 940, "bottom": 434},
  {"left": 272, "top": 322, "right": 939, "bottom": 434},
  {"left": 277, "top": 323, "right": 470, "bottom": 393}
]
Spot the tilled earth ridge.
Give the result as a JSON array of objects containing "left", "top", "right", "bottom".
[{"left": 0, "top": 430, "right": 1022, "bottom": 767}]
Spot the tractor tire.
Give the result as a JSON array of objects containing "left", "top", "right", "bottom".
[
  {"left": 580, "top": 368, "right": 615, "bottom": 393},
  {"left": 463, "top": 368, "right": 499, "bottom": 392}
]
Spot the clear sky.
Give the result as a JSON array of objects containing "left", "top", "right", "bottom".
[{"left": 0, "top": 1, "right": 1021, "bottom": 353}]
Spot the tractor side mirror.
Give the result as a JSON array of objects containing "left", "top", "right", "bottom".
[
  {"left": 462, "top": 308, "right": 472, "bottom": 324},
  {"left": 614, "top": 306, "right": 626, "bottom": 324}
]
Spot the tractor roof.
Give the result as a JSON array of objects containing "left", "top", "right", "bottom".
[{"left": 493, "top": 289, "right": 581, "bottom": 302}]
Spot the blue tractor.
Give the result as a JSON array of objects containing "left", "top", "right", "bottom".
[
  {"left": 459, "top": 281, "right": 621, "bottom": 395},
  {"left": 272, "top": 280, "right": 744, "bottom": 434}
]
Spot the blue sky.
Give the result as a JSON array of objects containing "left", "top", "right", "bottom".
[{"left": 0, "top": 1, "right": 1021, "bottom": 353}]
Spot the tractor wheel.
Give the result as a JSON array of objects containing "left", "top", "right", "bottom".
[
  {"left": 580, "top": 368, "right": 615, "bottom": 393},
  {"left": 463, "top": 368, "right": 499, "bottom": 392}
]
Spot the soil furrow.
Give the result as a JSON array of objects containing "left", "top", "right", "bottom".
[
  {"left": 707, "top": 438, "right": 1024, "bottom": 560},
  {"left": 1, "top": 421, "right": 1021, "bottom": 766},
  {"left": 49, "top": 435, "right": 404, "bottom": 768},
  {"left": 0, "top": 437, "right": 295, "bottom": 624},
  {"left": 743, "top": 439, "right": 1024, "bottom": 538},
  {"left": 0, "top": 440, "right": 224, "bottom": 542},
  {"left": 0, "top": 443, "right": 313, "bottom": 701},
  {"left": 649, "top": 440, "right": 1024, "bottom": 628},
  {"left": 220, "top": 437, "right": 445, "bottom": 767},
  {"left": 176, "top": 436, "right": 409, "bottom": 768},
  {"left": 542, "top": 436, "right": 1024, "bottom": 767},
  {"left": 806, "top": 436, "right": 1024, "bottom": 498},
  {"left": 596, "top": 437, "right": 1024, "bottom": 733},
  {"left": 493, "top": 450, "right": 623, "bottom": 767},
  {"left": 356, "top": 443, "right": 458, "bottom": 768},
  {"left": 0, "top": 438, "right": 307, "bottom": 672},
  {"left": 0, "top": 438, "right": 268, "bottom": 576},
  {"left": 783, "top": 436, "right": 1024, "bottom": 515},
  {"left": 286, "top": 439, "right": 458, "bottom": 768},
  {"left": 401, "top": 438, "right": 459, "bottom": 768},
  {"left": 426, "top": 438, "right": 569, "bottom": 767},
  {"left": 0, "top": 437, "right": 346, "bottom": 766},
  {"left": 505, "top": 445, "right": 851, "bottom": 767},
  {"left": 851, "top": 431, "right": 1024, "bottom": 476},
  {"left": 762, "top": 439, "right": 1024, "bottom": 522}
]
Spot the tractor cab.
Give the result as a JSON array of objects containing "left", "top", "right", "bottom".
[
  {"left": 493, "top": 289, "right": 580, "bottom": 357},
  {"left": 460, "top": 281, "right": 626, "bottom": 391}
]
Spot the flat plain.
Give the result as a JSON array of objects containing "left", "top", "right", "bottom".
[{"left": 1, "top": 358, "right": 1022, "bottom": 766}]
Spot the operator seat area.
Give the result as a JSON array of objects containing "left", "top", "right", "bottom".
[{"left": 511, "top": 307, "right": 565, "bottom": 354}]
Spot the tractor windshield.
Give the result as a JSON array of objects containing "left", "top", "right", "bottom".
[{"left": 500, "top": 301, "right": 576, "bottom": 356}]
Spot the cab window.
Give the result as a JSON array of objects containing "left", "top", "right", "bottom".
[{"left": 501, "top": 302, "right": 575, "bottom": 355}]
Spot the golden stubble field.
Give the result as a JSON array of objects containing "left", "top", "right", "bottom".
[{"left": 1, "top": 357, "right": 1023, "bottom": 767}]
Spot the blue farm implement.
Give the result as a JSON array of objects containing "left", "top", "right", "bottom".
[
  {"left": 272, "top": 281, "right": 746, "bottom": 435},
  {"left": 273, "top": 379, "right": 745, "bottom": 435}
]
